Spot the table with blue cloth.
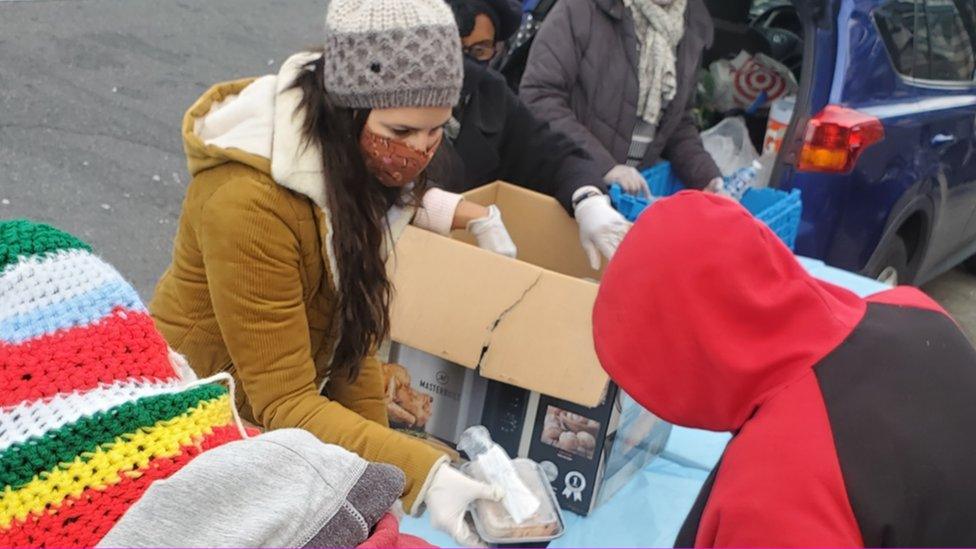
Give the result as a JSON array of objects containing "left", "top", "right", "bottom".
[{"left": 401, "top": 258, "right": 888, "bottom": 548}]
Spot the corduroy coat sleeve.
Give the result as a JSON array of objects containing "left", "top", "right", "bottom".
[
  {"left": 327, "top": 355, "right": 391, "bottom": 428},
  {"left": 197, "top": 176, "right": 443, "bottom": 509}
]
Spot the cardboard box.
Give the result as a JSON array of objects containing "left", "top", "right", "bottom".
[
  {"left": 525, "top": 387, "right": 672, "bottom": 515},
  {"left": 478, "top": 380, "right": 534, "bottom": 458},
  {"left": 388, "top": 182, "right": 608, "bottom": 407},
  {"left": 386, "top": 182, "right": 669, "bottom": 515},
  {"left": 383, "top": 345, "right": 488, "bottom": 447}
]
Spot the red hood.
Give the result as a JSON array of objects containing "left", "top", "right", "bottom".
[{"left": 592, "top": 192, "right": 867, "bottom": 432}]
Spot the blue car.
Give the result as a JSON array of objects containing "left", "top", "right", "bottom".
[
  {"left": 709, "top": 0, "right": 976, "bottom": 285},
  {"left": 511, "top": 0, "right": 976, "bottom": 284}
]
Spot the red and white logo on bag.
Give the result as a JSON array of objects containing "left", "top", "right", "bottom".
[{"left": 732, "top": 55, "right": 791, "bottom": 108}]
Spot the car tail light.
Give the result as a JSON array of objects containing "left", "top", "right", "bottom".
[{"left": 797, "top": 105, "right": 885, "bottom": 173}]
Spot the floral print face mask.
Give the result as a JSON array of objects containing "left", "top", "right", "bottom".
[{"left": 359, "top": 126, "right": 441, "bottom": 188}]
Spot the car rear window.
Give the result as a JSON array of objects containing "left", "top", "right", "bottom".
[
  {"left": 917, "top": 0, "right": 976, "bottom": 81},
  {"left": 875, "top": 0, "right": 918, "bottom": 77},
  {"left": 875, "top": 0, "right": 976, "bottom": 82}
]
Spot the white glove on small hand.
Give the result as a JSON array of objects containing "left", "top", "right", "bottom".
[
  {"left": 575, "top": 194, "right": 631, "bottom": 270},
  {"left": 705, "top": 177, "right": 724, "bottom": 194},
  {"left": 425, "top": 463, "right": 504, "bottom": 547},
  {"left": 604, "top": 165, "right": 650, "bottom": 198},
  {"left": 467, "top": 205, "right": 518, "bottom": 259}
]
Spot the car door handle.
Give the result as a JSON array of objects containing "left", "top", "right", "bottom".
[{"left": 931, "top": 134, "right": 957, "bottom": 147}]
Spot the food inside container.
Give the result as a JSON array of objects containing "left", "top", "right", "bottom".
[
  {"left": 458, "top": 426, "right": 540, "bottom": 523},
  {"left": 463, "top": 459, "right": 566, "bottom": 543}
]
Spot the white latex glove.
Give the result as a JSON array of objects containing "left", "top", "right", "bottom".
[
  {"left": 575, "top": 194, "right": 631, "bottom": 270},
  {"left": 425, "top": 463, "right": 504, "bottom": 547},
  {"left": 705, "top": 177, "right": 724, "bottom": 194},
  {"left": 604, "top": 165, "right": 650, "bottom": 198},
  {"left": 467, "top": 205, "right": 518, "bottom": 259}
]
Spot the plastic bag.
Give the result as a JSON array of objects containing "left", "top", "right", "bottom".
[
  {"left": 729, "top": 51, "right": 798, "bottom": 109},
  {"left": 705, "top": 59, "right": 737, "bottom": 113},
  {"left": 705, "top": 51, "right": 799, "bottom": 113},
  {"left": 753, "top": 151, "right": 777, "bottom": 189},
  {"left": 701, "top": 117, "right": 760, "bottom": 177}
]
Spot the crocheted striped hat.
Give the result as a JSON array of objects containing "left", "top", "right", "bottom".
[{"left": 0, "top": 220, "right": 248, "bottom": 548}]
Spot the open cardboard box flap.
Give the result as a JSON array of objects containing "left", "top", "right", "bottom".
[{"left": 388, "top": 183, "right": 609, "bottom": 407}]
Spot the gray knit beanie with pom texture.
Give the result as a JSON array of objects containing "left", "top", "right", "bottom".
[{"left": 323, "top": 0, "right": 464, "bottom": 109}]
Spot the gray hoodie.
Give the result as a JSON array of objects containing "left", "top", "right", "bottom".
[{"left": 97, "top": 429, "right": 406, "bottom": 548}]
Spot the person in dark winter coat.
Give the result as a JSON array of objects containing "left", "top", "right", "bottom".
[
  {"left": 593, "top": 192, "right": 976, "bottom": 547},
  {"left": 449, "top": 0, "right": 522, "bottom": 64},
  {"left": 521, "top": 0, "right": 722, "bottom": 198},
  {"left": 439, "top": 0, "right": 631, "bottom": 269}
]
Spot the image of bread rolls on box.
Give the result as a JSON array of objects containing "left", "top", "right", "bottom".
[
  {"left": 540, "top": 406, "right": 601, "bottom": 460},
  {"left": 381, "top": 363, "right": 433, "bottom": 431}
]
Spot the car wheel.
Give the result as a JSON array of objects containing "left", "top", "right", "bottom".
[{"left": 871, "top": 235, "right": 910, "bottom": 286}]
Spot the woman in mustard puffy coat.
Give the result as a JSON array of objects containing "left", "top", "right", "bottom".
[{"left": 151, "top": 1, "right": 512, "bottom": 545}]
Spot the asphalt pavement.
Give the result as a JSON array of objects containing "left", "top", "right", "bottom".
[
  {"left": 924, "top": 268, "right": 976, "bottom": 341},
  {"left": 1, "top": 0, "right": 321, "bottom": 294},
  {"left": 2, "top": 0, "right": 975, "bottom": 341}
]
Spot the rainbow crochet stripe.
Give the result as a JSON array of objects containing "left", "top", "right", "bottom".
[{"left": 0, "top": 220, "right": 246, "bottom": 548}]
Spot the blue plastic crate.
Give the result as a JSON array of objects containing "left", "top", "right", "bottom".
[
  {"left": 641, "top": 161, "right": 684, "bottom": 197},
  {"left": 607, "top": 162, "right": 682, "bottom": 222},
  {"left": 741, "top": 187, "right": 803, "bottom": 250},
  {"left": 607, "top": 162, "right": 803, "bottom": 250},
  {"left": 608, "top": 185, "right": 652, "bottom": 222}
]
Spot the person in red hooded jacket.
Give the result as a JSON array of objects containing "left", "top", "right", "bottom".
[{"left": 592, "top": 191, "right": 976, "bottom": 547}]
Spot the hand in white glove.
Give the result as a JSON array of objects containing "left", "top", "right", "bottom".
[
  {"left": 575, "top": 194, "right": 631, "bottom": 270},
  {"left": 705, "top": 177, "right": 724, "bottom": 194},
  {"left": 604, "top": 165, "right": 650, "bottom": 198},
  {"left": 425, "top": 463, "right": 504, "bottom": 547},
  {"left": 467, "top": 205, "right": 518, "bottom": 259}
]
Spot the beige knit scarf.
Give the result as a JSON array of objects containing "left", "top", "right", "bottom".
[{"left": 623, "top": 0, "right": 688, "bottom": 125}]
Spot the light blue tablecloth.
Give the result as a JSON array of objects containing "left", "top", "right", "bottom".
[{"left": 400, "top": 259, "right": 888, "bottom": 547}]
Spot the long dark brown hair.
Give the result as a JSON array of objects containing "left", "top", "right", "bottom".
[{"left": 292, "top": 53, "right": 428, "bottom": 381}]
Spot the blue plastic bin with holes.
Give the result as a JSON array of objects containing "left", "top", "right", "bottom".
[
  {"left": 643, "top": 161, "right": 685, "bottom": 197},
  {"left": 608, "top": 162, "right": 803, "bottom": 250},
  {"left": 739, "top": 187, "right": 803, "bottom": 250},
  {"left": 607, "top": 162, "right": 683, "bottom": 221}
]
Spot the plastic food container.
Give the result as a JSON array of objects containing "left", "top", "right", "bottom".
[{"left": 462, "top": 459, "right": 566, "bottom": 544}]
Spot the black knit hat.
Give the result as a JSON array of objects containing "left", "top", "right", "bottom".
[{"left": 447, "top": 0, "right": 522, "bottom": 42}]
